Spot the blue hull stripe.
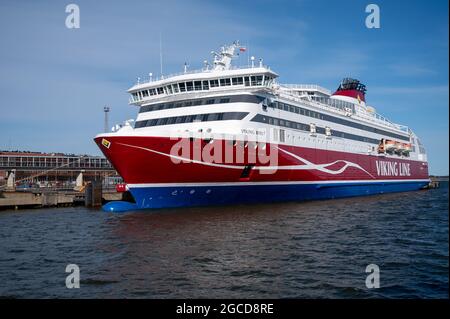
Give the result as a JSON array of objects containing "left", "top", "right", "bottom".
[{"left": 113, "top": 180, "right": 429, "bottom": 211}]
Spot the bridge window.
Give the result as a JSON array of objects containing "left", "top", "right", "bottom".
[
  {"left": 232, "top": 77, "right": 243, "bottom": 85},
  {"left": 249, "top": 75, "right": 263, "bottom": 86},
  {"left": 220, "top": 78, "right": 231, "bottom": 86},
  {"left": 210, "top": 79, "right": 219, "bottom": 87},
  {"left": 186, "top": 81, "right": 194, "bottom": 91},
  {"left": 202, "top": 80, "right": 209, "bottom": 90},
  {"left": 194, "top": 81, "right": 202, "bottom": 91},
  {"left": 157, "top": 87, "right": 164, "bottom": 95},
  {"left": 256, "top": 75, "right": 263, "bottom": 85},
  {"left": 244, "top": 76, "right": 250, "bottom": 86},
  {"left": 179, "top": 82, "right": 186, "bottom": 92}
]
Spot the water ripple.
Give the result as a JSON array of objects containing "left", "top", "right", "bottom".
[{"left": 0, "top": 183, "right": 448, "bottom": 298}]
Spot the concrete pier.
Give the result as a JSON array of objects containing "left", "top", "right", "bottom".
[
  {"left": 0, "top": 189, "right": 122, "bottom": 210},
  {"left": 425, "top": 176, "right": 448, "bottom": 189}
]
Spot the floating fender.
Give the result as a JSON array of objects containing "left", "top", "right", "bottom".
[{"left": 102, "top": 201, "right": 138, "bottom": 212}]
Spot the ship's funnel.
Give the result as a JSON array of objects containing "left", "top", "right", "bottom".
[{"left": 332, "top": 78, "right": 366, "bottom": 103}]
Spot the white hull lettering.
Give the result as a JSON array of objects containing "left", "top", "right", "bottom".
[{"left": 376, "top": 161, "right": 411, "bottom": 177}]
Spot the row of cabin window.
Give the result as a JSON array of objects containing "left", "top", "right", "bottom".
[
  {"left": 269, "top": 101, "right": 409, "bottom": 142},
  {"left": 251, "top": 114, "right": 380, "bottom": 144},
  {"left": 310, "top": 96, "right": 355, "bottom": 112},
  {"left": 132, "top": 75, "right": 270, "bottom": 100},
  {"left": 135, "top": 112, "right": 249, "bottom": 128},
  {"left": 139, "top": 98, "right": 230, "bottom": 113}
]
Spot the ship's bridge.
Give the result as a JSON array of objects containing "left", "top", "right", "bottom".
[
  {"left": 128, "top": 67, "right": 278, "bottom": 106},
  {"left": 127, "top": 42, "right": 278, "bottom": 106}
]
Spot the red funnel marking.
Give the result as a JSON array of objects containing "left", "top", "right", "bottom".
[{"left": 332, "top": 89, "right": 366, "bottom": 102}]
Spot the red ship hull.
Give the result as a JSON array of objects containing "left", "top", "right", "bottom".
[{"left": 95, "top": 136, "right": 429, "bottom": 210}]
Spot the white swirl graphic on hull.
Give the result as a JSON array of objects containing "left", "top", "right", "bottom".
[
  {"left": 273, "top": 147, "right": 375, "bottom": 178},
  {"left": 116, "top": 142, "right": 375, "bottom": 178}
]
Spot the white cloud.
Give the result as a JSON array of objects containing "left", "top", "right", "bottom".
[
  {"left": 370, "top": 85, "right": 449, "bottom": 95},
  {"left": 388, "top": 63, "right": 437, "bottom": 77}
]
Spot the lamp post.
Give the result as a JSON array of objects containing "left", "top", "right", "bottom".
[{"left": 103, "top": 106, "right": 110, "bottom": 133}]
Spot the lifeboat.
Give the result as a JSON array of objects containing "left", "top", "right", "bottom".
[
  {"left": 384, "top": 140, "right": 397, "bottom": 152},
  {"left": 394, "top": 141, "right": 404, "bottom": 154},
  {"left": 401, "top": 143, "right": 412, "bottom": 155}
]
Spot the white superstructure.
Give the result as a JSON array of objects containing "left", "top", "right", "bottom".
[{"left": 109, "top": 42, "right": 426, "bottom": 163}]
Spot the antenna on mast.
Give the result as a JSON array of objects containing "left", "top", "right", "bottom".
[
  {"left": 159, "top": 32, "right": 163, "bottom": 77},
  {"left": 211, "top": 42, "right": 239, "bottom": 71},
  {"left": 247, "top": 41, "right": 250, "bottom": 67}
]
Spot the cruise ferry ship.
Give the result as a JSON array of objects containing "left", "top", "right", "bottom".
[{"left": 95, "top": 42, "right": 430, "bottom": 211}]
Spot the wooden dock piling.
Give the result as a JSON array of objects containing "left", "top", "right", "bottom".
[{"left": 84, "top": 180, "right": 103, "bottom": 207}]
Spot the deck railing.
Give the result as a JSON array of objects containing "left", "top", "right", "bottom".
[
  {"left": 278, "top": 91, "right": 408, "bottom": 133},
  {"left": 134, "top": 64, "right": 272, "bottom": 86},
  {"left": 280, "top": 84, "right": 331, "bottom": 95}
]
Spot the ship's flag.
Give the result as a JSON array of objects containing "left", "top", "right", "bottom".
[{"left": 239, "top": 47, "right": 247, "bottom": 52}]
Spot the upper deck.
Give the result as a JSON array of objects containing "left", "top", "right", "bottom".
[
  {"left": 125, "top": 41, "right": 410, "bottom": 136},
  {"left": 128, "top": 41, "right": 278, "bottom": 106},
  {"left": 128, "top": 66, "right": 278, "bottom": 105}
]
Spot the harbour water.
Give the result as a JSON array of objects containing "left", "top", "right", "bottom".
[{"left": 0, "top": 183, "right": 448, "bottom": 299}]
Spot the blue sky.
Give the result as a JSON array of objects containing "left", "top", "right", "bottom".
[{"left": 0, "top": 0, "right": 448, "bottom": 174}]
